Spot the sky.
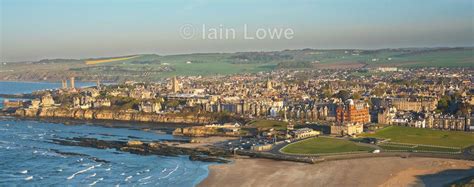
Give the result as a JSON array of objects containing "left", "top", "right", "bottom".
[{"left": 1, "top": 0, "right": 473, "bottom": 61}]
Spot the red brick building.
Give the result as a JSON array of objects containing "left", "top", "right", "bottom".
[{"left": 336, "top": 99, "right": 370, "bottom": 124}]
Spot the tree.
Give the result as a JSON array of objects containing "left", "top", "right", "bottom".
[
  {"left": 165, "top": 100, "right": 180, "bottom": 108},
  {"left": 335, "top": 90, "right": 351, "bottom": 101},
  {"left": 437, "top": 97, "right": 449, "bottom": 112},
  {"left": 321, "top": 89, "right": 332, "bottom": 99},
  {"left": 352, "top": 92, "right": 362, "bottom": 100},
  {"left": 372, "top": 87, "right": 385, "bottom": 97}
]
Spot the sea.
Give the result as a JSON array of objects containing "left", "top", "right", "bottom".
[{"left": 0, "top": 81, "right": 213, "bottom": 186}]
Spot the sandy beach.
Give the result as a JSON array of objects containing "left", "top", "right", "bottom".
[{"left": 199, "top": 157, "right": 474, "bottom": 187}]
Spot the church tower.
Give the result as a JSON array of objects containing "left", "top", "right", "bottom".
[{"left": 172, "top": 76, "right": 180, "bottom": 93}]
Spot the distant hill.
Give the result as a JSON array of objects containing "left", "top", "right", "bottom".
[{"left": 0, "top": 47, "right": 472, "bottom": 82}]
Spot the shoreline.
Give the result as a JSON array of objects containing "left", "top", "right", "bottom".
[
  {"left": 3, "top": 107, "right": 214, "bottom": 126},
  {"left": 0, "top": 114, "right": 202, "bottom": 132},
  {"left": 199, "top": 157, "right": 474, "bottom": 187},
  {"left": 2, "top": 115, "right": 473, "bottom": 186},
  {"left": 0, "top": 80, "right": 111, "bottom": 84}
]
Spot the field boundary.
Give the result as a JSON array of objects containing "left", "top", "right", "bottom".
[
  {"left": 382, "top": 149, "right": 461, "bottom": 154},
  {"left": 279, "top": 137, "right": 374, "bottom": 156},
  {"left": 380, "top": 142, "right": 461, "bottom": 149},
  {"left": 378, "top": 141, "right": 462, "bottom": 154}
]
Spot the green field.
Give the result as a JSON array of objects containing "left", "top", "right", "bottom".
[
  {"left": 2, "top": 47, "right": 472, "bottom": 82},
  {"left": 362, "top": 126, "right": 474, "bottom": 148},
  {"left": 281, "top": 137, "right": 374, "bottom": 154},
  {"left": 379, "top": 142, "right": 461, "bottom": 153},
  {"left": 247, "top": 120, "right": 288, "bottom": 130}
]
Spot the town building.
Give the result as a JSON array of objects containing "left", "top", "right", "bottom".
[
  {"left": 391, "top": 97, "right": 437, "bottom": 112},
  {"left": 330, "top": 122, "right": 364, "bottom": 136},
  {"left": 335, "top": 99, "right": 370, "bottom": 124},
  {"left": 138, "top": 101, "right": 162, "bottom": 113},
  {"left": 290, "top": 128, "right": 320, "bottom": 139},
  {"left": 377, "top": 107, "right": 397, "bottom": 125}
]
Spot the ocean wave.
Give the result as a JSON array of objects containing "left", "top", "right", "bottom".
[
  {"left": 86, "top": 173, "right": 97, "bottom": 178},
  {"left": 140, "top": 181, "right": 152, "bottom": 185},
  {"left": 138, "top": 176, "right": 152, "bottom": 182},
  {"left": 0, "top": 140, "right": 11, "bottom": 145},
  {"left": 89, "top": 177, "right": 103, "bottom": 186},
  {"left": 124, "top": 176, "right": 133, "bottom": 182},
  {"left": 67, "top": 164, "right": 101, "bottom": 180},
  {"left": 159, "top": 164, "right": 179, "bottom": 179}
]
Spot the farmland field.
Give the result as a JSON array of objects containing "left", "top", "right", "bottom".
[
  {"left": 1, "top": 47, "right": 472, "bottom": 82},
  {"left": 85, "top": 55, "right": 140, "bottom": 65}
]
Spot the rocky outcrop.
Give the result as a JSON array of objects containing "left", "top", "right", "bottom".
[
  {"left": 14, "top": 108, "right": 215, "bottom": 124},
  {"left": 173, "top": 126, "right": 219, "bottom": 137},
  {"left": 51, "top": 137, "right": 232, "bottom": 163}
]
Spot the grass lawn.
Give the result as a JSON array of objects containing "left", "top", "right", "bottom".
[
  {"left": 362, "top": 126, "right": 474, "bottom": 148},
  {"left": 281, "top": 137, "right": 374, "bottom": 154},
  {"left": 379, "top": 144, "right": 460, "bottom": 153},
  {"left": 247, "top": 120, "right": 288, "bottom": 130}
]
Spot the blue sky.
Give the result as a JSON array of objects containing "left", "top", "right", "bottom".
[{"left": 1, "top": 0, "right": 473, "bottom": 61}]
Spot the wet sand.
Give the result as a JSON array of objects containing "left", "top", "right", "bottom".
[{"left": 199, "top": 157, "right": 474, "bottom": 187}]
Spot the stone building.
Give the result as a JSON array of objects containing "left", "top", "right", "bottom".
[
  {"left": 171, "top": 76, "right": 180, "bottom": 93},
  {"left": 290, "top": 128, "right": 320, "bottom": 139},
  {"left": 377, "top": 107, "right": 397, "bottom": 125},
  {"left": 335, "top": 99, "right": 370, "bottom": 124},
  {"left": 92, "top": 98, "right": 111, "bottom": 108},
  {"left": 330, "top": 123, "right": 364, "bottom": 136},
  {"left": 2, "top": 99, "right": 25, "bottom": 109},
  {"left": 40, "top": 93, "right": 55, "bottom": 107},
  {"left": 391, "top": 97, "right": 437, "bottom": 112},
  {"left": 139, "top": 101, "right": 162, "bottom": 113},
  {"left": 427, "top": 114, "right": 472, "bottom": 131}
]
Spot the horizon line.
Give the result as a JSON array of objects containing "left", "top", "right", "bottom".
[{"left": 4, "top": 46, "right": 473, "bottom": 63}]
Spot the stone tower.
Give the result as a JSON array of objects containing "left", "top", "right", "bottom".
[
  {"left": 70, "top": 77, "right": 75, "bottom": 89},
  {"left": 61, "top": 79, "right": 68, "bottom": 89},
  {"left": 172, "top": 76, "right": 180, "bottom": 93},
  {"left": 266, "top": 79, "right": 273, "bottom": 90}
]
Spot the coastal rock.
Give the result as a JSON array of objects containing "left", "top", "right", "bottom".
[
  {"left": 127, "top": 140, "right": 144, "bottom": 146},
  {"left": 51, "top": 137, "right": 232, "bottom": 163},
  {"left": 173, "top": 126, "right": 219, "bottom": 137},
  {"left": 13, "top": 108, "right": 215, "bottom": 124}
]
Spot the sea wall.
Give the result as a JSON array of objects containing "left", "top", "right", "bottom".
[{"left": 14, "top": 108, "right": 215, "bottom": 124}]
